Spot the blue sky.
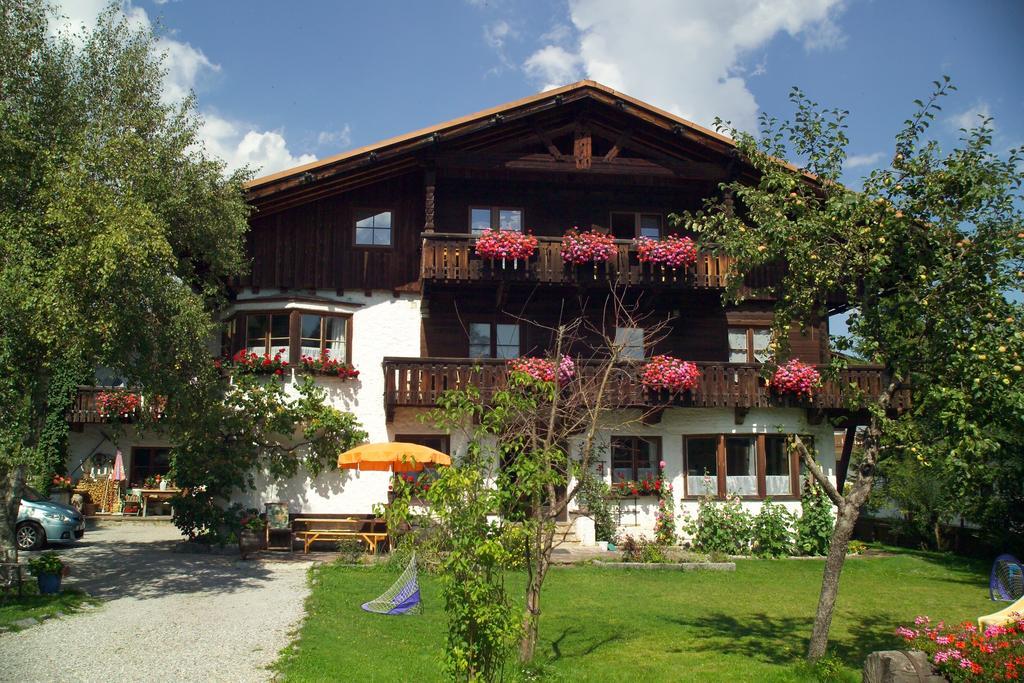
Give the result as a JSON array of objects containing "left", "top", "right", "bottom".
[{"left": 55, "top": 0, "right": 1024, "bottom": 181}]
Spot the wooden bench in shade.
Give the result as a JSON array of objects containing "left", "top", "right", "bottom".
[{"left": 292, "top": 517, "right": 387, "bottom": 554}]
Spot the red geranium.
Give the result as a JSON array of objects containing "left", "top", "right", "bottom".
[
  {"left": 634, "top": 235, "right": 698, "bottom": 268},
  {"left": 300, "top": 349, "right": 359, "bottom": 380},
  {"left": 474, "top": 229, "right": 538, "bottom": 261},
  {"left": 230, "top": 348, "right": 290, "bottom": 376},
  {"left": 96, "top": 390, "right": 141, "bottom": 419},
  {"left": 640, "top": 355, "right": 701, "bottom": 392},
  {"left": 771, "top": 359, "right": 821, "bottom": 399},
  {"left": 560, "top": 228, "right": 617, "bottom": 264}
]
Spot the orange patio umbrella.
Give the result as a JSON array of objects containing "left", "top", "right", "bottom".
[{"left": 337, "top": 442, "right": 452, "bottom": 473}]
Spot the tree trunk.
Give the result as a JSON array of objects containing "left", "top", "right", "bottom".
[
  {"left": 0, "top": 463, "right": 26, "bottom": 565},
  {"left": 519, "top": 551, "right": 548, "bottom": 662},
  {"left": 806, "top": 499, "right": 860, "bottom": 659}
]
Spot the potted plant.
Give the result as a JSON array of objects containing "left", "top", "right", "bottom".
[
  {"left": 28, "top": 552, "right": 69, "bottom": 595},
  {"left": 49, "top": 474, "right": 73, "bottom": 505},
  {"left": 238, "top": 510, "right": 266, "bottom": 560},
  {"left": 770, "top": 359, "right": 821, "bottom": 400}
]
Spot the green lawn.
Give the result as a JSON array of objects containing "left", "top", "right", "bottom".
[
  {"left": 0, "top": 584, "right": 97, "bottom": 631},
  {"left": 274, "top": 549, "right": 991, "bottom": 682}
]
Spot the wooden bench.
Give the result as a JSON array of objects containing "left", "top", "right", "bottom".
[{"left": 292, "top": 517, "right": 388, "bottom": 554}]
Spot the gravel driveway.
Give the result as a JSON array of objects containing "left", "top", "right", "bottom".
[{"left": 0, "top": 523, "right": 313, "bottom": 682}]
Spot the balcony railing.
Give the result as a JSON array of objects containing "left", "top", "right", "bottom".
[
  {"left": 382, "top": 357, "right": 906, "bottom": 420},
  {"left": 421, "top": 233, "right": 784, "bottom": 290},
  {"left": 67, "top": 386, "right": 147, "bottom": 425}
]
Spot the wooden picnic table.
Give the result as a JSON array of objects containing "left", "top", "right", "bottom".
[
  {"left": 138, "top": 488, "right": 179, "bottom": 517},
  {"left": 292, "top": 517, "right": 387, "bottom": 554}
]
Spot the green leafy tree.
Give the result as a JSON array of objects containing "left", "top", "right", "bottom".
[
  {"left": 0, "top": 1, "right": 250, "bottom": 562},
  {"left": 686, "top": 79, "right": 1024, "bottom": 658},
  {"left": 169, "top": 373, "right": 367, "bottom": 542}
]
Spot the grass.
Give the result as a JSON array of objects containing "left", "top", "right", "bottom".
[
  {"left": 274, "top": 549, "right": 992, "bottom": 682},
  {"left": 0, "top": 582, "right": 98, "bottom": 631}
]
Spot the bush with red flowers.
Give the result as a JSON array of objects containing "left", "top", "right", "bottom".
[
  {"left": 300, "top": 350, "right": 360, "bottom": 380},
  {"left": 508, "top": 355, "right": 576, "bottom": 384},
  {"left": 770, "top": 359, "right": 821, "bottom": 399},
  {"left": 640, "top": 355, "right": 701, "bottom": 392},
  {"left": 96, "top": 390, "right": 141, "bottom": 419},
  {"left": 229, "top": 348, "right": 289, "bottom": 377},
  {"left": 896, "top": 615, "right": 1024, "bottom": 681},
  {"left": 634, "top": 235, "right": 699, "bottom": 268},
  {"left": 474, "top": 228, "right": 538, "bottom": 263},
  {"left": 560, "top": 228, "right": 617, "bottom": 265}
]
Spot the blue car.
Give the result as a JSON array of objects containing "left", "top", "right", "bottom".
[{"left": 17, "top": 487, "right": 85, "bottom": 551}]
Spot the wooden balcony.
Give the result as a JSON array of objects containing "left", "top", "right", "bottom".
[
  {"left": 382, "top": 357, "right": 905, "bottom": 421},
  {"left": 67, "top": 386, "right": 145, "bottom": 425},
  {"left": 421, "top": 233, "right": 781, "bottom": 291}
]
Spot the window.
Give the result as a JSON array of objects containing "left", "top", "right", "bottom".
[
  {"left": 614, "top": 327, "right": 645, "bottom": 360},
  {"left": 725, "top": 436, "right": 757, "bottom": 496},
  {"left": 246, "top": 313, "right": 290, "bottom": 356},
  {"left": 235, "top": 311, "right": 351, "bottom": 363},
  {"left": 765, "top": 436, "right": 793, "bottom": 496},
  {"left": 395, "top": 434, "right": 450, "bottom": 454},
  {"left": 130, "top": 447, "right": 170, "bottom": 487},
  {"left": 611, "top": 436, "right": 659, "bottom": 484},
  {"left": 610, "top": 212, "right": 663, "bottom": 240},
  {"left": 728, "top": 327, "right": 772, "bottom": 364},
  {"left": 470, "top": 207, "right": 522, "bottom": 235},
  {"left": 468, "top": 322, "right": 520, "bottom": 359},
  {"left": 685, "top": 436, "right": 718, "bottom": 496},
  {"left": 300, "top": 314, "right": 350, "bottom": 361},
  {"left": 355, "top": 210, "right": 392, "bottom": 246}
]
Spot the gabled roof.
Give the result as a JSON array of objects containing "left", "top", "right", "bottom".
[{"left": 244, "top": 80, "right": 748, "bottom": 203}]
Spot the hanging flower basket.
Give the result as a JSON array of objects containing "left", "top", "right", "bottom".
[
  {"left": 507, "top": 355, "right": 576, "bottom": 384},
  {"left": 639, "top": 355, "right": 701, "bottom": 392},
  {"left": 633, "top": 235, "right": 698, "bottom": 269},
  {"left": 770, "top": 359, "right": 821, "bottom": 399},
  {"left": 300, "top": 350, "right": 360, "bottom": 380},
  {"left": 560, "top": 228, "right": 617, "bottom": 265},
  {"left": 474, "top": 229, "right": 538, "bottom": 269},
  {"left": 96, "top": 390, "right": 141, "bottom": 419}
]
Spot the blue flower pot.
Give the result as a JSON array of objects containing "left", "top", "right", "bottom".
[{"left": 37, "top": 573, "right": 61, "bottom": 595}]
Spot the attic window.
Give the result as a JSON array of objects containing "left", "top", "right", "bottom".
[{"left": 355, "top": 210, "right": 392, "bottom": 246}]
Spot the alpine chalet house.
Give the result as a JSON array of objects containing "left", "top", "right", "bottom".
[{"left": 67, "top": 81, "right": 897, "bottom": 542}]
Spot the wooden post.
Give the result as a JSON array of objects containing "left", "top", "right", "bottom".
[
  {"left": 573, "top": 124, "right": 592, "bottom": 170},
  {"left": 424, "top": 167, "right": 436, "bottom": 232}
]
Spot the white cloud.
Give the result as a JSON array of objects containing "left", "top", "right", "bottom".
[
  {"left": 49, "top": 1, "right": 314, "bottom": 176},
  {"left": 317, "top": 125, "right": 353, "bottom": 149},
  {"left": 483, "top": 20, "right": 518, "bottom": 72},
  {"left": 523, "top": 0, "right": 848, "bottom": 132},
  {"left": 846, "top": 151, "right": 884, "bottom": 169},
  {"left": 949, "top": 101, "right": 994, "bottom": 131},
  {"left": 523, "top": 46, "right": 583, "bottom": 92},
  {"left": 201, "top": 113, "right": 316, "bottom": 175}
]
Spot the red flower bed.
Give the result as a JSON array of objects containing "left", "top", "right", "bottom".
[
  {"left": 640, "top": 355, "right": 701, "bottom": 392},
  {"left": 230, "top": 349, "right": 289, "bottom": 376},
  {"left": 508, "top": 355, "right": 576, "bottom": 384},
  {"left": 300, "top": 350, "right": 360, "bottom": 380},
  {"left": 634, "top": 235, "right": 698, "bottom": 268},
  {"left": 897, "top": 615, "right": 1024, "bottom": 681},
  {"left": 96, "top": 390, "right": 141, "bottom": 419},
  {"left": 474, "top": 229, "right": 538, "bottom": 261},
  {"left": 771, "top": 359, "right": 821, "bottom": 399},
  {"left": 560, "top": 229, "right": 617, "bottom": 265}
]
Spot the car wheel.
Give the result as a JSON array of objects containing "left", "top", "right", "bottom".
[{"left": 16, "top": 522, "right": 46, "bottom": 551}]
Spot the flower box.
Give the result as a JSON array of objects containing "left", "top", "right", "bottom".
[
  {"left": 226, "top": 349, "right": 289, "bottom": 376},
  {"left": 474, "top": 229, "right": 538, "bottom": 268},
  {"left": 299, "top": 350, "right": 359, "bottom": 380},
  {"left": 96, "top": 390, "right": 140, "bottom": 419},
  {"left": 640, "top": 356, "right": 700, "bottom": 392},
  {"left": 508, "top": 356, "right": 576, "bottom": 384},
  {"left": 770, "top": 359, "right": 821, "bottom": 399},
  {"left": 634, "top": 235, "right": 698, "bottom": 269},
  {"left": 560, "top": 229, "right": 617, "bottom": 265}
]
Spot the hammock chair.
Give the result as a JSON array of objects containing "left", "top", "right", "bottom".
[
  {"left": 361, "top": 553, "right": 421, "bottom": 615},
  {"left": 989, "top": 553, "right": 1024, "bottom": 601}
]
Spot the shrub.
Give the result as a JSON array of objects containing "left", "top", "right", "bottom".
[
  {"left": 27, "top": 552, "right": 66, "bottom": 577},
  {"left": 686, "top": 494, "right": 753, "bottom": 555},
  {"left": 752, "top": 498, "right": 795, "bottom": 558},
  {"left": 796, "top": 477, "right": 835, "bottom": 556},
  {"left": 336, "top": 538, "right": 365, "bottom": 564},
  {"left": 617, "top": 534, "right": 666, "bottom": 563}
]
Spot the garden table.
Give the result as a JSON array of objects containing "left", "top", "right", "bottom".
[{"left": 138, "top": 488, "right": 179, "bottom": 517}]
